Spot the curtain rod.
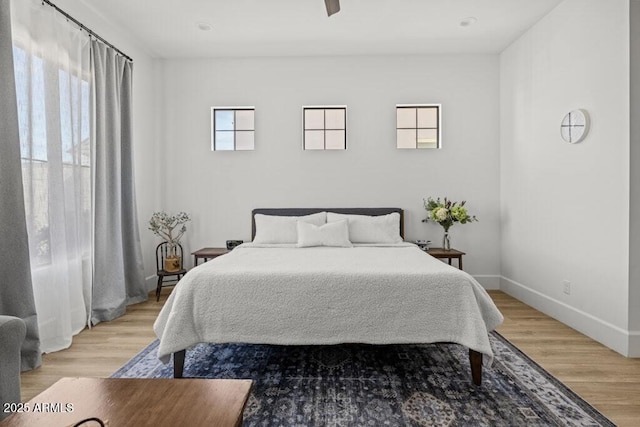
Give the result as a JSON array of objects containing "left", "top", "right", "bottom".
[{"left": 42, "top": 0, "right": 133, "bottom": 62}]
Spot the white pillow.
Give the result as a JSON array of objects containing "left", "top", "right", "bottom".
[
  {"left": 253, "top": 212, "right": 327, "bottom": 244},
  {"left": 297, "top": 220, "right": 352, "bottom": 248},
  {"left": 326, "top": 212, "right": 403, "bottom": 244}
]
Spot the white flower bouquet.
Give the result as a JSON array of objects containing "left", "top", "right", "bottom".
[{"left": 423, "top": 197, "right": 477, "bottom": 249}]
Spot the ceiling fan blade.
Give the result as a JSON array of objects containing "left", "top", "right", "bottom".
[{"left": 325, "top": 0, "right": 340, "bottom": 16}]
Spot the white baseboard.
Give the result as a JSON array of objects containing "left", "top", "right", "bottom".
[
  {"left": 473, "top": 275, "right": 501, "bottom": 290},
  {"left": 500, "top": 276, "right": 638, "bottom": 357}
]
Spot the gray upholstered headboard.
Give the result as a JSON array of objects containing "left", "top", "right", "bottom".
[{"left": 251, "top": 208, "right": 404, "bottom": 240}]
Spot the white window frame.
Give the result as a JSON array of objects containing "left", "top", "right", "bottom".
[
  {"left": 211, "top": 106, "right": 256, "bottom": 151},
  {"left": 302, "top": 105, "right": 347, "bottom": 150},
  {"left": 396, "top": 104, "right": 442, "bottom": 149}
]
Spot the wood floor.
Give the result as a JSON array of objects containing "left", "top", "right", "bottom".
[{"left": 19, "top": 289, "right": 640, "bottom": 426}]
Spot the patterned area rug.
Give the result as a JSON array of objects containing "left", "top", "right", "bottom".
[{"left": 112, "top": 332, "right": 613, "bottom": 426}]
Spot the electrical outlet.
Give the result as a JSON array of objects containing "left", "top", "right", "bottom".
[{"left": 563, "top": 280, "right": 571, "bottom": 295}]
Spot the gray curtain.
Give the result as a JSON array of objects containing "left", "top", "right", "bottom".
[
  {"left": 90, "top": 41, "right": 146, "bottom": 324},
  {"left": 0, "top": 0, "right": 41, "bottom": 370}
]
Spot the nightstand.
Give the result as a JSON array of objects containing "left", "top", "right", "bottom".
[
  {"left": 192, "top": 247, "right": 230, "bottom": 266},
  {"left": 426, "top": 248, "right": 465, "bottom": 270}
]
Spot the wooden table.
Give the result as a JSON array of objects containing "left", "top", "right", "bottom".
[
  {"left": 0, "top": 378, "right": 252, "bottom": 427},
  {"left": 426, "top": 247, "right": 466, "bottom": 270},
  {"left": 192, "top": 247, "right": 229, "bottom": 266}
]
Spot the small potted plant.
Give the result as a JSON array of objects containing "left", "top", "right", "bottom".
[
  {"left": 423, "top": 197, "right": 477, "bottom": 250},
  {"left": 149, "top": 211, "right": 191, "bottom": 272}
]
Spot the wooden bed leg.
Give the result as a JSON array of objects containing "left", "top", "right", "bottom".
[
  {"left": 173, "top": 350, "right": 185, "bottom": 378},
  {"left": 469, "top": 349, "right": 482, "bottom": 386}
]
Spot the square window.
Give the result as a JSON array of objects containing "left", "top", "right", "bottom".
[
  {"left": 303, "top": 106, "right": 346, "bottom": 150},
  {"left": 212, "top": 107, "right": 255, "bottom": 151},
  {"left": 396, "top": 104, "right": 441, "bottom": 149}
]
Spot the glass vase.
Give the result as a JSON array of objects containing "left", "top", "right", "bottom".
[{"left": 442, "top": 231, "right": 451, "bottom": 251}]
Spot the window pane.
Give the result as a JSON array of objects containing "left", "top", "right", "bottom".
[
  {"left": 325, "top": 109, "right": 345, "bottom": 129},
  {"left": 417, "top": 107, "right": 438, "bottom": 128},
  {"left": 397, "top": 129, "right": 416, "bottom": 149},
  {"left": 81, "top": 80, "right": 90, "bottom": 145},
  {"left": 304, "top": 109, "right": 324, "bottom": 130},
  {"left": 235, "top": 131, "right": 254, "bottom": 150},
  {"left": 417, "top": 129, "right": 438, "bottom": 148},
  {"left": 81, "top": 166, "right": 91, "bottom": 220},
  {"left": 22, "top": 159, "right": 51, "bottom": 266},
  {"left": 235, "top": 109, "right": 254, "bottom": 131},
  {"left": 396, "top": 108, "right": 416, "bottom": 129},
  {"left": 215, "top": 131, "right": 234, "bottom": 150},
  {"left": 59, "top": 69, "right": 74, "bottom": 164},
  {"left": 304, "top": 130, "right": 325, "bottom": 150},
  {"left": 215, "top": 110, "right": 234, "bottom": 131},
  {"left": 14, "top": 47, "right": 31, "bottom": 158},
  {"left": 325, "top": 130, "right": 345, "bottom": 150},
  {"left": 31, "top": 56, "right": 47, "bottom": 161},
  {"left": 80, "top": 138, "right": 90, "bottom": 167}
]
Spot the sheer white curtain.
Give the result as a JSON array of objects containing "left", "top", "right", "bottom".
[{"left": 11, "top": 0, "right": 92, "bottom": 352}]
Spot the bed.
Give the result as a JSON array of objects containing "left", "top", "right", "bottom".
[{"left": 153, "top": 208, "right": 503, "bottom": 386}]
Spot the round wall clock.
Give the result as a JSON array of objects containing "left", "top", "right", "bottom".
[{"left": 560, "top": 109, "right": 590, "bottom": 143}]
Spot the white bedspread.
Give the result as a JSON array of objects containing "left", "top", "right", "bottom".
[{"left": 153, "top": 243, "right": 503, "bottom": 363}]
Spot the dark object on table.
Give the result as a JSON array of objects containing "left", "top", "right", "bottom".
[{"left": 226, "top": 240, "right": 244, "bottom": 250}]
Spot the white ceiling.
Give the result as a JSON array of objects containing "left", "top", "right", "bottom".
[{"left": 81, "top": 0, "right": 563, "bottom": 58}]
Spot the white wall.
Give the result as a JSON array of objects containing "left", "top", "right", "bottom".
[
  {"left": 158, "top": 55, "right": 501, "bottom": 285},
  {"left": 50, "top": 0, "right": 161, "bottom": 286},
  {"left": 500, "top": 0, "right": 633, "bottom": 354}
]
